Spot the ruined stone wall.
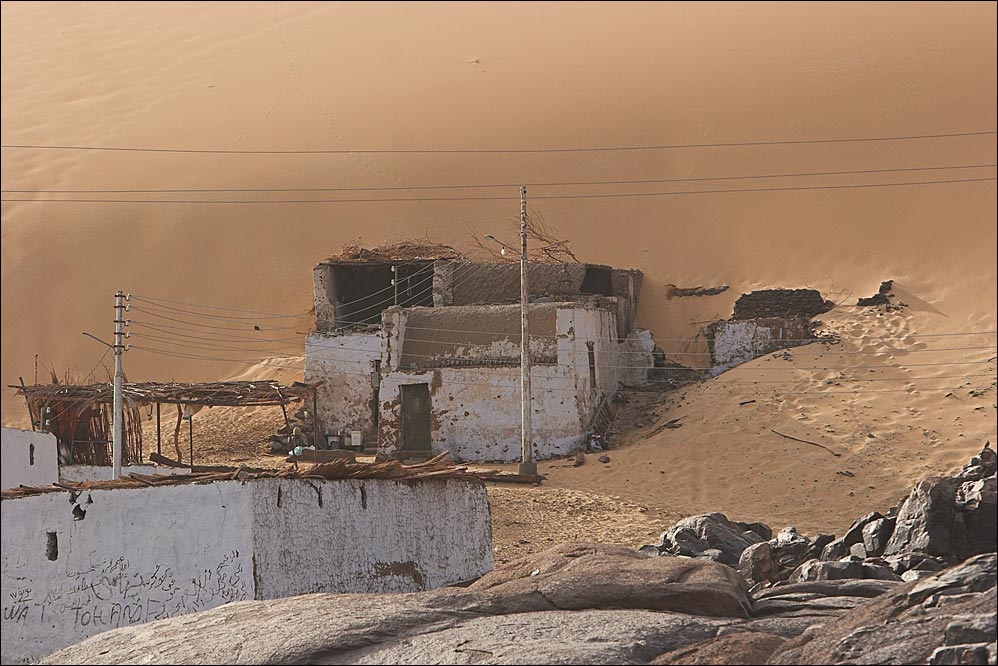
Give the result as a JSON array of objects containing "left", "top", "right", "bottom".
[
  {"left": 0, "top": 478, "right": 493, "bottom": 664},
  {"left": 732, "top": 289, "right": 834, "bottom": 320},
  {"left": 305, "top": 331, "right": 382, "bottom": 440},
  {"left": 392, "top": 304, "right": 559, "bottom": 370},
  {"left": 616, "top": 329, "right": 657, "bottom": 387},
  {"left": 706, "top": 317, "right": 815, "bottom": 373}
]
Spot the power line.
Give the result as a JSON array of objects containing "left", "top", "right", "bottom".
[
  {"left": 4, "top": 176, "right": 996, "bottom": 204},
  {"left": 127, "top": 294, "right": 313, "bottom": 318},
  {"left": 127, "top": 345, "right": 995, "bottom": 393},
  {"left": 4, "top": 163, "right": 994, "bottom": 193},
  {"left": 3, "top": 130, "right": 994, "bottom": 154}
]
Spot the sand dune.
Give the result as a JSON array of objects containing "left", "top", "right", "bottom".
[{"left": 2, "top": 3, "right": 995, "bottom": 531}]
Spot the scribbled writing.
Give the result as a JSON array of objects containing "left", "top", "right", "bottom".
[{"left": 2, "top": 551, "right": 247, "bottom": 634}]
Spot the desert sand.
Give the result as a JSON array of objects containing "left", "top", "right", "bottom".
[{"left": 2, "top": 2, "right": 995, "bottom": 540}]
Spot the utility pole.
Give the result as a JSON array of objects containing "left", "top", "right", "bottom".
[
  {"left": 519, "top": 186, "right": 536, "bottom": 476},
  {"left": 112, "top": 291, "right": 126, "bottom": 479}
]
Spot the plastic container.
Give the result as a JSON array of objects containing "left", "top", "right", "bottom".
[{"left": 350, "top": 430, "right": 363, "bottom": 450}]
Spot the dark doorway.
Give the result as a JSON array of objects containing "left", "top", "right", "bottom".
[
  {"left": 400, "top": 383, "right": 431, "bottom": 452},
  {"left": 580, "top": 266, "right": 613, "bottom": 295}
]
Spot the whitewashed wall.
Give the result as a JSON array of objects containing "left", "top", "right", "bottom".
[
  {"left": 59, "top": 465, "right": 190, "bottom": 483},
  {"left": 708, "top": 318, "right": 813, "bottom": 374},
  {"left": 305, "top": 331, "right": 382, "bottom": 440},
  {"left": 617, "top": 329, "right": 656, "bottom": 387},
  {"left": 378, "top": 305, "right": 620, "bottom": 463},
  {"left": 0, "top": 482, "right": 254, "bottom": 665},
  {"left": 250, "top": 478, "right": 493, "bottom": 596},
  {"left": 1, "top": 477, "right": 492, "bottom": 664},
  {"left": 1, "top": 428, "right": 58, "bottom": 490},
  {"left": 379, "top": 365, "right": 583, "bottom": 462}
]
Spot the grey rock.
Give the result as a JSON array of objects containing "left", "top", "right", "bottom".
[
  {"left": 734, "top": 521, "right": 773, "bottom": 541},
  {"left": 789, "top": 559, "right": 865, "bottom": 583},
  {"left": 955, "top": 474, "right": 997, "bottom": 557},
  {"left": 698, "top": 548, "right": 725, "bottom": 563},
  {"left": 849, "top": 542, "right": 868, "bottom": 559},
  {"left": 944, "top": 613, "right": 998, "bottom": 646},
  {"left": 860, "top": 563, "right": 903, "bottom": 582},
  {"left": 769, "top": 553, "right": 998, "bottom": 665},
  {"left": 803, "top": 534, "right": 835, "bottom": 561},
  {"left": 902, "top": 569, "right": 940, "bottom": 583},
  {"left": 927, "top": 643, "right": 996, "bottom": 665},
  {"left": 861, "top": 517, "right": 896, "bottom": 557},
  {"left": 739, "top": 542, "right": 774, "bottom": 585},
  {"left": 821, "top": 537, "right": 849, "bottom": 561},
  {"left": 842, "top": 511, "right": 884, "bottom": 549},
  {"left": 884, "top": 476, "right": 957, "bottom": 558},
  {"left": 753, "top": 579, "right": 899, "bottom": 600},
  {"left": 658, "top": 513, "right": 764, "bottom": 567}
]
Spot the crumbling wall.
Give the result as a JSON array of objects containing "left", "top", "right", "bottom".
[
  {"left": 0, "top": 477, "right": 493, "bottom": 664},
  {"left": 312, "top": 264, "right": 336, "bottom": 331},
  {"left": 732, "top": 289, "right": 834, "bottom": 320},
  {"left": 706, "top": 317, "right": 814, "bottom": 373},
  {"left": 250, "top": 478, "right": 492, "bottom": 596},
  {"left": 378, "top": 365, "right": 583, "bottom": 462},
  {"left": 305, "top": 331, "right": 382, "bottom": 441},
  {"left": 1, "top": 428, "right": 58, "bottom": 491},
  {"left": 392, "top": 304, "right": 559, "bottom": 370},
  {"left": 378, "top": 305, "right": 620, "bottom": 463},
  {"left": 59, "top": 465, "right": 190, "bottom": 484},
  {"left": 616, "top": 329, "right": 657, "bottom": 386}
]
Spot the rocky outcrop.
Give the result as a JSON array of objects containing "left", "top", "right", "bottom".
[{"left": 768, "top": 553, "right": 998, "bottom": 665}]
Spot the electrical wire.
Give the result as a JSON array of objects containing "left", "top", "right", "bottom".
[
  {"left": 3, "top": 129, "right": 994, "bottom": 154},
  {"left": 5, "top": 163, "right": 994, "bottom": 193},
  {"left": 5, "top": 176, "right": 996, "bottom": 204}
]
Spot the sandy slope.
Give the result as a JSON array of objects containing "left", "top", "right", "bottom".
[
  {"left": 1, "top": 3, "right": 995, "bottom": 534},
  {"left": 542, "top": 305, "right": 997, "bottom": 535}
]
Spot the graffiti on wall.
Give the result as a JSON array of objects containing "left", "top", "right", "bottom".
[{"left": 3, "top": 551, "right": 248, "bottom": 633}]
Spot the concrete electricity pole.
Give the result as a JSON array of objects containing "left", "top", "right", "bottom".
[
  {"left": 112, "top": 291, "right": 126, "bottom": 478},
  {"left": 518, "top": 186, "right": 536, "bottom": 476}
]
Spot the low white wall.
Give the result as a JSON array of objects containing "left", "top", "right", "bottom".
[
  {"left": 0, "top": 482, "right": 254, "bottom": 664},
  {"left": 1, "top": 428, "right": 59, "bottom": 490},
  {"left": 251, "top": 478, "right": 493, "bottom": 596},
  {"left": 0, "top": 477, "right": 492, "bottom": 664},
  {"left": 59, "top": 465, "right": 190, "bottom": 483},
  {"left": 708, "top": 318, "right": 813, "bottom": 374}
]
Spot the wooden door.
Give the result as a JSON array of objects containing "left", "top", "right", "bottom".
[{"left": 400, "top": 383, "right": 431, "bottom": 451}]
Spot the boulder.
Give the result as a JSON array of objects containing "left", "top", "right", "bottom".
[
  {"left": 788, "top": 559, "right": 865, "bottom": 583},
  {"left": 739, "top": 542, "right": 774, "bottom": 585},
  {"left": 820, "top": 537, "right": 850, "bottom": 561},
  {"left": 927, "top": 643, "right": 996, "bottom": 665},
  {"left": 861, "top": 517, "right": 896, "bottom": 557},
  {"left": 842, "top": 511, "right": 884, "bottom": 548},
  {"left": 657, "top": 513, "right": 764, "bottom": 567},
  {"left": 469, "top": 543, "right": 753, "bottom": 618},
  {"left": 954, "top": 474, "right": 997, "bottom": 557},
  {"left": 769, "top": 553, "right": 998, "bottom": 665},
  {"left": 884, "top": 477, "right": 957, "bottom": 558},
  {"left": 734, "top": 521, "right": 774, "bottom": 541},
  {"left": 803, "top": 534, "right": 835, "bottom": 561}
]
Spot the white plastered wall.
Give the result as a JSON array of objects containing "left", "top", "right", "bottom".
[{"left": 1, "top": 428, "right": 59, "bottom": 490}]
